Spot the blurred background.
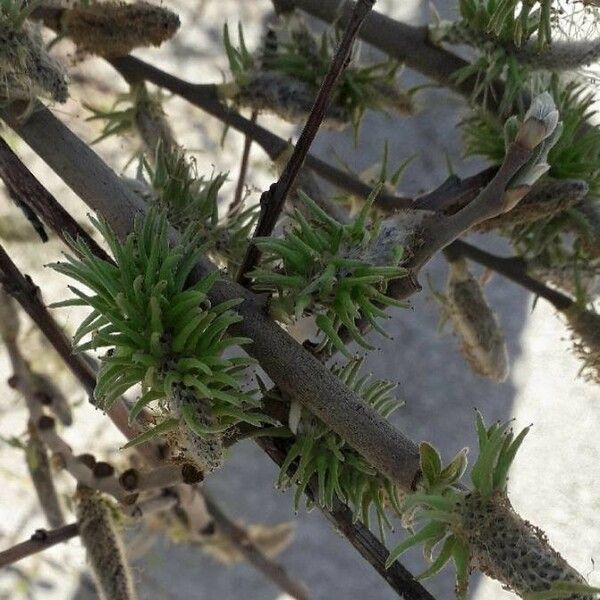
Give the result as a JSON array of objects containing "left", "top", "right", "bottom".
[{"left": 0, "top": 1, "right": 598, "bottom": 598}]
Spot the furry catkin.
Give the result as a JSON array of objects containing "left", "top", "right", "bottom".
[
  {"left": 473, "top": 179, "right": 588, "bottom": 233},
  {"left": 436, "top": 21, "right": 600, "bottom": 71},
  {"left": 76, "top": 487, "right": 137, "bottom": 600},
  {"left": 446, "top": 258, "right": 509, "bottom": 382},
  {"left": 454, "top": 491, "right": 592, "bottom": 599},
  {"left": 132, "top": 84, "right": 176, "bottom": 158},
  {"left": 168, "top": 384, "right": 223, "bottom": 474},
  {"left": 26, "top": 430, "right": 65, "bottom": 529},
  {"left": 528, "top": 263, "right": 598, "bottom": 298},
  {"left": 0, "top": 22, "right": 68, "bottom": 103},
  {"left": 62, "top": 1, "right": 180, "bottom": 58},
  {"left": 226, "top": 71, "right": 347, "bottom": 129},
  {"left": 563, "top": 305, "right": 600, "bottom": 384},
  {"left": 199, "top": 522, "right": 295, "bottom": 565},
  {"left": 575, "top": 200, "right": 600, "bottom": 258}
]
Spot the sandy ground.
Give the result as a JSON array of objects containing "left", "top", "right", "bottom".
[{"left": 0, "top": 1, "right": 598, "bottom": 599}]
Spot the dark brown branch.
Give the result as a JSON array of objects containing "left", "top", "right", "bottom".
[
  {"left": 0, "top": 244, "right": 145, "bottom": 448},
  {"left": 0, "top": 136, "right": 112, "bottom": 263},
  {"left": 230, "top": 109, "right": 258, "bottom": 216},
  {"left": 446, "top": 240, "right": 574, "bottom": 311},
  {"left": 0, "top": 523, "right": 79, "bottom": 568},
  {"left": 203, "top": 494, "right": 310, "bottom": 600},
  {"left": 237, "top": 0, "right": 376, "bottom": 283},
  {"left": 255, "top": 435, "right": 436, "bottom": 600}
]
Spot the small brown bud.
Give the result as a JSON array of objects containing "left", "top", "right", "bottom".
[
  {"left": 37, "top": 415, "right": 55, "bottom": 430},
  {"left": 119, "top": 468, "right": 140, "bottom": 492},
  {"left": 93, "top": 462, "right": 115, "bottom": 479},
  {"left": 181, "top": 463, "right": 203, "bottom": 485},
  {"left": 76, "top": 454, "right": 97, "bottom": 470}
]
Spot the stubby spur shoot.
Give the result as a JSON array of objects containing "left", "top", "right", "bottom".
[{"left": 386, "top": 413, "right": 596, "bottom": 600}]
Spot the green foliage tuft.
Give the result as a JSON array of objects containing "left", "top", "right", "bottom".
[
  {"left": 142, "top": 144, "right": 258, "bottom": 273},
  {"left": 457, "top": 0, "right": 553, "bottom": 49},
  {"left": 222, "top": 17, "right": 414, "bottom": 137},
  {"left": 273, "top": 358, "right": 404, "bottom": 539},
  {"left": 51, "top": 210, "right": 266, "bottom": 449},
  {"left": 249, "top": 187, "right": 408, "bottom": 356}
]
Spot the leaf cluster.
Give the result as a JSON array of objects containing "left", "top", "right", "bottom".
[
  {"left": 142, "top": 144, "right": 257, "bottom": 273},
  {"left": 274, "top": 358, "right": 403, "bottom": 539},
  {"left": 249, "top": 188, "right": 408, "bottom": 356},
  {"left": 385, "top": 412, "right": 530, "bottom": 599},
  {"left": 51, "top": 210, "right": 265, "bottom": 446},
  {"left": 223, "top": 19, "right": 413, "bottom": 136}
]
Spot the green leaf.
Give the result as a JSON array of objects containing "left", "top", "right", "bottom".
[
  {"left": 493, "top": 424, "right": 530, "bottom": 490},
  {"left": 121, "top": 418, "right": 180, "bottom": 449},
  {"left": 452, "top": 537, "right": 471, "bottom": 600},
  {"left": 419, "top": 441, "right": 443, "bottom": 487},
  {"left": 417, "top": 535, "right": 455, "bottom": 580},
  {"left": 385, "top": 521, "right": 448, "bottom": 569},
  {"left": 440, "top": 447, "right": 469, "bottom": 486}
]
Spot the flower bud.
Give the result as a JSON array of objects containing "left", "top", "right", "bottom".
[{"left": 516, "top": 92, "right": 559, "bottom": 149}]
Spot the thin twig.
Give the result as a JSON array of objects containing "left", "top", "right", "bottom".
[
  {"left": 236, "top": 0, "right": 376, "bottom": 284},
  {"left": 0, "top": 136, "right": 112, "bottom": 263},
  {"left": 203, "top": 494, "right": 310, "bottom": 600},
  {"left": 230, "top": 109, "right": 258, "bottom": 216},
  {"left": 0, "top": 492, "right": 180, "bottom": 568},
  {"left": 0, "top": 523, "right": 79, "bottom": 568},
  {"left": 446, "top": 240, "right": 574, "bottom": 311}
]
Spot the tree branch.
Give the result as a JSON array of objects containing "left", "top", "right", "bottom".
[
  {"left": 0, "top": 101, "right": 422, "bottom": 493},
  {"left": 104, "top": 55, "right": 412, "bottom": 211},
  {"left": 255, "top": 435, "right": 437, "bottom": 600},
  {"left": 230, "top": 110, "right": 258, "bottom": 216},
  {"left": 0, "top": 493, "right": 180, "bottom": 568},
  {"left": 446, "top": 240, "right": 574, "bottom": 311},
  {"left": 0, "top": 523, "right": 79, "bottom": 568},
  {"left": 277, "top": 0, "right": 504, "bottom": 109},
  {"left": 0, "top": 137, "right": 112, "bottom": 263},
  {"left": 237, "top": 0, "right": 376, "bottom": 283}
]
